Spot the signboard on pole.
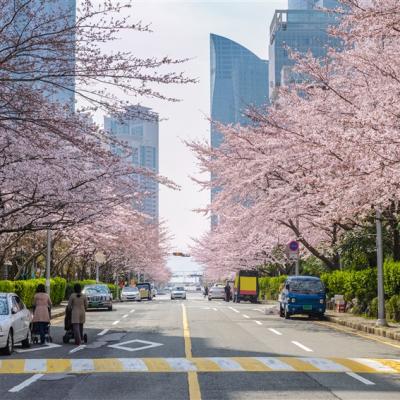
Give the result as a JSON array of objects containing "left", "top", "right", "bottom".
[{"left": 287, "top": 241, "right": 299, "bottom": 261}]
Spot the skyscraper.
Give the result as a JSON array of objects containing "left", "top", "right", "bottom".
[
  {"left": 210, "top": 34, "right": 269, "bottom": 220},
  {"left": 104, "top": 106, "right": 159, "bottom": 220},
  {"left": 269, "top": 1, "right": 341, "bottom": 100}
]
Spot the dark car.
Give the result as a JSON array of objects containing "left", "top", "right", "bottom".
[{"left": 83, "top": 284, "right": 113, "bottom": 311}]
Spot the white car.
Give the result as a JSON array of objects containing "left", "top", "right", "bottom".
[
  {"left": 0, "top": 293, "right": 32, "bottom": 355},
  {"left": 120, "top": 286, "right": 141, "bottom": 302},
  {"left": 170, "top": 287, "right": 186, "bottom": 300}
]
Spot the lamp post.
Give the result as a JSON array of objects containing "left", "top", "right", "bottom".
[
  {"left": 94, "top": 251, "right": 106, "bottom": 283},
  {"left": 45, "top": 229, "right": 51, "bottom": 296},
  {"left": 375, "top": 209, "right": 388, "bottom": 327}
]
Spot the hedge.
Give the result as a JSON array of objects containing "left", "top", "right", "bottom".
[
  {"left": 259, "top": 276, "right": 287, "bottom": 300},
  {"left": 0, "top": 278, "right": 66, "bottom": 308}
]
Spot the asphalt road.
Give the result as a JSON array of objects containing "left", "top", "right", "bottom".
[{"left": 1, "top": 293, "right": 400, "bottom": 400}]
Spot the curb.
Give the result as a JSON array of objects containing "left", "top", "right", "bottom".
[
  {"left": 325, "top": 314, "right": 400, "bottom": 341},
  {"left": 50, "top": 308, "right": 66, "bottom": 320}
]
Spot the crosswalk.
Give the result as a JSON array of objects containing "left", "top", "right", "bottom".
[{"left": 1, "top": 357, "right": 399, "bottom": 374}]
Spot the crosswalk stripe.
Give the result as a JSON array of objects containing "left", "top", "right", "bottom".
[{"left": 0, "top": 357, "right": 398, "bottom": 374}]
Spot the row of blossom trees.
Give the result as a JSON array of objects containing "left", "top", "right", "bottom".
[
  {"left": 189, "top": 0, "right": 400, "bottom": 279},
  {"left": 1, "top": 0, "right": 192, "bottom": 283}
]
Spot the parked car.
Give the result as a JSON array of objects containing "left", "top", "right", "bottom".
[
  {"left": 279, "top": 276, "right": 326, "bottom": 319},
  {"left": 208, "top": 284, "right": 225, "bottom": 301},
  {"left": 120, "top": 286, "right": 141, "bottom": 302},
  {"left": 0, "top": 293, "right": 32, "bottom": 355},
  {"left": 170, "top": 287, "right": 186, "bottom": 300},
  {"left": 136, "top": 283, "right": 153, "bottom": 301},
  {"left": 83, "top": 284, "right": 113, "bottom": 311}
]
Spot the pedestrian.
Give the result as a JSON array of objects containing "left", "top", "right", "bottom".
[
  {"left": 32, "top": 283, "right": 52, "bottom": 344},
  {"left": 224, "top": 282, "right": 231, "bottom": 302},
  {"left": 67, "top": 283, "right": 88, "bottom": 345},
  {"left": 204, "top": 285, "right": 209, "bottom": 298}
]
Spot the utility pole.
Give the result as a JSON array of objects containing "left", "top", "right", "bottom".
[
  {"left": 45, "top": 229, "right": 51, "bottom": 296},
  {"left": 375, "top": 209, "right": 388, "bottom": 327}
]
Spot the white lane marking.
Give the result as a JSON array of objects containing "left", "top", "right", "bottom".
[
  {"left": 346, "top": 372, "right": 375, "bottom": 385},
  {"left": 255, "top": 357, "right": 295, "bottom": 371},
  {"left": 112, "top": 320, "right": 120, "bottom": 325},
  {"left": 129, "top": 309, "right": 136, "bottom": 314},
  {"left": 208, "top": 358, "right": 243, "bottom": 371},
  {"left": 252, "top": 309, "right": 264, "bottom": 313},
  {"left": 229, "top": 307, "right": 240, "bottom": 313},
  {"left": 304, "top": 358, "right": 349, "bottom": 372},
  {"left": 268, "top": 328, "right": 282, "bottom": 336},
  {"left": 350, "top": 358, "right": 396, "bottom": 373},
  {"left": 108, "top": 339, "right": 163, "bottom": 353},
  {"left": 71, "top": 359, "right": 95, "bottom": 372},
  {"left": 243, "top": 314, "right": 250, "bottom": 319},
  {"left": 291, "top": 341, "right": 313, "bottom": 352},
  {"left": 255, "top": 320, "right": 262, "bottom": 325},
  {"left": 69, "top": 345, "right": 86, "bottom": 354},
  {"left": 122, "top": 314, "right": 128, "bottom": 319},
  {"left": 9, "top": 374, "right": 44, "bottom": 393},
  {"left": 24, "top": 359, "right": 47, "bottom": 373},
  {"left": 97, "top": 329, "right": 110, "bottom": 336},
  {"left": 212, "top": 308, "right": 218, "bottom": 311},
  {"left": 118, "top": 358, "right": 148, "bottom": 371},
  {"left": 165, "top": 358, "right": 197, "bottom": 371},
  {"left": 14, "top": 342, "right": 62, "bottom": 353}
]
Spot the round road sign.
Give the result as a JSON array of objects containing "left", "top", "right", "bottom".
[{"left": 289, "top": 241, "right": 299, "bottom": 252}]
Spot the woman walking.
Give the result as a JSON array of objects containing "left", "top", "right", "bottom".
[
  {"left": 67, "top": 283, "right": 88, "bottom": 345},
  {"left": 32, "top": 284, "right": 52, "bottom": 344}
]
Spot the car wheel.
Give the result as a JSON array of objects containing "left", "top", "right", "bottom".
[
  {"left": 62, "top": 334, "right": 69, "bottom": 344},
  {"left": 3, "top": 330, "right": 13, "bottom": 355},
  {"left": 108, "top": 305, "right": 113, "bottom": 311},
  {"left": 21, "top": 328, "right": 31, "bottom": 348},
  {"left": 284, "top": 307, "right": 290, "bottom": 319},
  {"left": 279, "top": 305, "right": 284, "bottom": 318}
]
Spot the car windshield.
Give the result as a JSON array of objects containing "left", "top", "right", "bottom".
[
  {"left": 0, "top": 297, "right": 8, "bottom": 315},
  {"left": 84, "top": 286, "right": 109, "bottom": 294},
  {"left": 174, "top": 287, "right": 184, "bottom": 291},
  {"left": 122, "top": 287, "right": 138, "bottom": 292},
  {"left": 137, "top": 284, "right": 149, "bottom": 290},
  {"left": 288, "top": 280, "right": 324, "bottom": 294}
]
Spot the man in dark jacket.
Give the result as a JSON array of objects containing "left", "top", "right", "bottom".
[{"left": 224, "top": 283, "right": 231, "bottom": 302}]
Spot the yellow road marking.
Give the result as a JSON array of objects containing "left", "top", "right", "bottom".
[
  {"left": 182, "top": 303, "right": 202, "bottom": 400},
  {"left": 316, "top": 321, "right": 400, "bottom": 350},
  {"left": 93, "top": 358, "right": 123, "bottom": 372},
  {"left": 0, "top": 360, "right": 25, "bottom": 374},
  {"left": 143, "top": 358, "right": 172, "bottom": 372},
  {"left": 376, "top": 359, "right": 400, "bottom": 373},
  {"left": 331, "top": 358, "right": 375, "bottom": 373},
  {"left": 191, "top": 358, "right": 221, "bottom": 372},
  {"left": 279, "top": 357, "right": 320, "bottom": 372},
  {"left": 47, "top": 359, "right": 71, "bottom": 373},
  {"left": 233, "top": 357, "right": 271, "bottom": 372}
]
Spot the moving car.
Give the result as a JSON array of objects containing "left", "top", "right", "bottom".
[
  {"left": 120, "top": 286, "right": 141, "bottom": 302},
  {"left": 208, "top": 284, "right": 225, "bottom": 300},
  {"left": 279, "top": 276, "right": 326, "bottom": 319},
  {"left": 83, "top": 284, "right": 113, "bottom": 311},
  {"left": 233, "top": 270, "right": 259, "bottom": 303},
  {"left": 0, "top": 293, "right": 32, "bottom": 355},
  {"left": 137, "top": 283, "right": 153, "bottom": 301},
  {"left": 170, "top": 287, "right": 186, "bottom": 300}
]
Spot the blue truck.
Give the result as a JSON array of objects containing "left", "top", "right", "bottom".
[{"left": 279, "top": 276, "right": 326, "bottom": 319}]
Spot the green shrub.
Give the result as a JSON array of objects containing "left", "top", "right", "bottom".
[
  {"left": 107, "top": 284, "right": 120, "bottom": 300},
  {"left": 384, "top": 260, "right": 400, "bottom": 298},
  {"left": 386, "top": 295, "right": 400, "bottom": 322},
  {"left": 0, "top": 278, "right": 66, "bottom": 308},
  {"left": 259, "top": 276, "right": 287, "bottom": 300},
  {"left": 367, "top": 297, "right": 378, "bottom": 318}
]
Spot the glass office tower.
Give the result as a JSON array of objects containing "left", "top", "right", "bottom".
[
  {"left": 210, "top": 34, "right": 269, "bottom": 221},
  {"left": 269, "top": 1, "right": 341, "bottom": 100},
  {"left": 105, "top": 106, "right": 159, "bottom": 220}
]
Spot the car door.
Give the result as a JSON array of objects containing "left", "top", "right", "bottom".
[{"left": 11, "top": 296, "right": 24, "bottom": 342}]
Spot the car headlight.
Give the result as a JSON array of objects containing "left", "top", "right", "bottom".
[
  {"left": 320, "top": 299, "right": 325, "bottom": 304},
  {"left": 291, "top": 298, "right": 296, "bottom": 303}
]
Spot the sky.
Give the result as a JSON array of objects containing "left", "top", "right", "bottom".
[{"left": 100, "top": 0, "right": 287, "bottom": 254}]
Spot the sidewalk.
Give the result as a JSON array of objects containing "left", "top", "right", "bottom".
[
  {"left": 325, "top": 310, "right": 400, "bottom": 341},
  {"left": 49, "top": 302, "right": 67, "bottom": 320}
]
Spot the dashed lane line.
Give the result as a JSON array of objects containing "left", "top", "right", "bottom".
[
  {"left": 243, "top": 314, "right": 250, "bottom": 319},
  {"left": 229, "top": 307, "right": 240, "bottom": 313},
  {"left": 0, "top": 357, "right": 398, "bottom": 374},
  {"left": 69, "top": 345, "right": 86, "bottom": 354},
  {"left": 255, "top": 320, "right": 262, "bottom": 325},
  {"left": 97, "top": 329, "right": 109, "bottom": 336},
  {"left": 122, "top": 314, "right": 128, "bottom": 319},
  {"left": 291, "top": 341, "right": 313, "bottom": 352},
  {"left": 346, "top": 372, "right": 375, "bottom": 385},
  {"left": 8, "top": 374, "right": 44, "bottom": 392},
  {"left": 112, "top": 320, "right": 120, "bottom": 325},
  {"left": 129, "top": 309, "right": 136, "bottom": 314},
  {"left": 268, "top": 328, "right": 282, "bottom": 336}
]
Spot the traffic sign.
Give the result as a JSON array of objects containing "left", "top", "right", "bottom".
[{"left": 288, "top": 241, "right": 299, "bottom": 252}]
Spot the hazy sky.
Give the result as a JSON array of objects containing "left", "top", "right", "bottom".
[{"left": 106, "top": 0, "right": 287, "bottom": 252}]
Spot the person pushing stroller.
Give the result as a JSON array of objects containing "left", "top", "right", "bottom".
[{"left": 67, "top": 283, "right": 88, "bottom": 345}]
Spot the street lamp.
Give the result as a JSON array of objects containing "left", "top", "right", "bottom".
[
  {"left": 94, "top": 251, "right": 106, "bottom": 283},
  {"left": 45, "top": 229, "right": 51, "bottom": 296}
]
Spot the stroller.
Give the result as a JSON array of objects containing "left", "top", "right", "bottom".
[
  {"left": 32, "top": 307, "right": 52, "bottom": 344},
  {"left": 62, "top": 305, "right": 87, "bottom": 344}
]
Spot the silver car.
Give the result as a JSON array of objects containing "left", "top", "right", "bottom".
[
  {"left": 170, "top": 287, "right": 186, "bottom": 300},
  {"left": 208, "top": 284, "right": 226, "bottom": 300},
  {"left": 0, "top": 293, "right": 32, "bottom": 355},
  {"left": 121, "top": 286, "right": 141, "bottom": 302}
]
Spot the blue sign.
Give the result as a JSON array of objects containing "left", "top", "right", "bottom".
[{"left": 289, "top": 241, "right": 299, "bottom": 252}]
